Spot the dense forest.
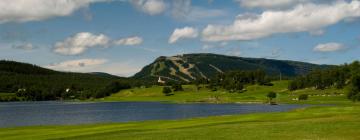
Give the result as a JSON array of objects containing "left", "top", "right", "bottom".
[
  {"left": 134, "top": 53, "right": 331, "bottom": 82},
  {"left": 0, "top": 60, "right": 138, "bottom": 101},
  {"left": 288, "top": 61, "right": 360, "bottom": 101},
  {"left": 1, "top": 59, "right": 359, "bottom": 102},
  {"left": 193, "top": 69, "right": 272, "bottom": 92}
]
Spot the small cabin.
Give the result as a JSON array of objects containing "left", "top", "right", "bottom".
[{"left": 158, "top": 77, "right": 165, "bottom": 84}]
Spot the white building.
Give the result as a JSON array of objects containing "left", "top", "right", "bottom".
[{"left": 158, "top": 77, "right": 165, "bottom": 84}]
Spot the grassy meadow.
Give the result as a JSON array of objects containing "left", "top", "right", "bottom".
[
  {"left": 102, "top": 80, "right": 351, "bottom": 104},
  {"left": 1, "top": 104, "right": 359, "bottom": 140},
  {"left": 1, "top": 81, "right": 359, "bottom": 140}
]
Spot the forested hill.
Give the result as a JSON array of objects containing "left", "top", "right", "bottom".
[
  {"left": 0, "top": 60, "right": 132, "bottom": 101},
  {"left": 0, "top": 60, "right": 59, "bottom": 75},
  {"left": 133, "top": 53, "right": 332, "bottom": 82}
]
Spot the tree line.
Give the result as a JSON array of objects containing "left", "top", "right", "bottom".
[
  {"left": 158, "top": 69, "right": 272, "bottom": 96},
  {"left": 0, "top": 60, "right": 136, "bottom": 101},
  {"left": 288, "top": 61, "right": 360, "bottom": 101},
  {"left": 194, "top": 69, "right": 272, "bottom": 92}
]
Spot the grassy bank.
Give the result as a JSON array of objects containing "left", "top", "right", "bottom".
[
  {"left": 0, "top": 93, "right": 20, "bottom": 101},
  {"left": 1, "top": 104, "right": 359, "bottom": 140},
  {"left": 2, "top": 81, "right": 358, "bottom": 140},
  {"left": 101, "top": 81, "right": 351, "bottom": 104}
]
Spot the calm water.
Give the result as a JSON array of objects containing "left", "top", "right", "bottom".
[{"left": 0, "top": 101, "right": 305, "bottom": 128}]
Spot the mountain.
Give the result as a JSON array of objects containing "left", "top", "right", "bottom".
[
  {"left": 89, "top": 72, "right": 120, "bottom": 78},
  {"left": 0, "top": 60, "right": 120, "bottom": 78},
  {"left": 133, "top": 53, "right": 332, "bottom": 82},
  {"left": 0, "top": 60, "right": 129, "bottom": 96},
  {"left": 0, "top": 60, "right": 60, "bottom": 75}
]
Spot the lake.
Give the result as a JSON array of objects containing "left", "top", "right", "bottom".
[{"left": 0, "top": 101, "right": 305, "bottom": 128}]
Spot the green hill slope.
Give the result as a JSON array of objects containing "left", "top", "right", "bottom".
[
  {"left": 133, "top": 53, "right": 332, "bottom": 82},
  {"left": 0, "top": 60, "right": 130, "bottom": 101}
]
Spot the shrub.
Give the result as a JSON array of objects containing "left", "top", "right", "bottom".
[
  {"left": 348, "top": 75, "right": 360, "bottom": 101},
  {"left": 171, "top": 84, "right": 183, "bottom": 92},
  {"left": 298, "top": 94, "right": 308, "bottom": 100},
  {"left": 162, "top": 86, "right": 172, "bottom": 96},
  {"left": 267, "top": 91, "right": 277, "bottom": 104},
  {"left": 267, "top": 92, "right": 277, "bottom": 100}
]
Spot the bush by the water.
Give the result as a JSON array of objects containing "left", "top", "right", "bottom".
[
  {"left": 171, "top": 84, "right": 183, "bottom": 91},
  {"left": 162, "top": 86, "right": 172, "bottom": 96},
  {"left": 298, "top": 94, "right": 308, "bottom": 100},
  {"left": 267, "top": 92, "right": 277, "bottom": 101}
]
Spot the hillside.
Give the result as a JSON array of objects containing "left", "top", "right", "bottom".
[
  {"left": 0, "top": 60, "right": 60, "bottom": 75},
  {"left": 104, "top": 80, "right": 349, "bottom": 104},
  {"left": 0, "top": 60, "right": 131, "bottom": 101},
  {"left": 133, "top": 53, "right": 332, "bottom": 82},
  {"left": 89, "top": 72, "right": 120, "bottom": 79}
]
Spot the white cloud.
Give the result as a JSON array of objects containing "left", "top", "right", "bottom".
[
  {"left": 90, "top": 62, "right": 142, "bottom": 76},
  {"left": 202, "top": 0, "right": 360, "bottom": 42},
  {"left": 265, "top": 48, "right": 282, "bottom": 58},
  {"left": 202, "top": 44, "right": 215, "bottom": 50},
  {"left": 237, "top": 0, "right": 309, "bottom": 9},
  {"left": 309, "top": 30, "right": 325, "bottom": 36},
  {"left": 130, "top": 0, "right": 166, "bottom": 15},
  {"left": 202, "top": 42, "right": 228, "bottom": 50},
  {"left": 45, "top": 59, "right": 141, "bottom": 76},
  {"left": 46, "top": 58, "right": 108, "bottom": 71},
  {"left": 313, "top": 42, "right": 346, "bottom": 52},
  {"left": 171, "top": 0, "right": 227, "bottom": 21},
  {"left": 53, "top": 32, "right": 144, "bottom": 55},
  {"left": 12, "top": 43, "right": 37, "bottom": 50},
  {"left": 169, "top": 27, "right": 198, "bottom": 44},
  {"left": 0, "top": 0, "right": 108, "bottom": 23},
  {"left": 53, "top": 32, "right": 110, "bottom": 55},
  {"left": 171, "top": 0, "right": 192, "bottom": 19},
  {"left": 113, "top": 36, "right": 143, "bottom": 46},
  {"left": 227, "top": 49, "right": 242, "bottom": 56},
  {"left": 308, "top": 56, "right": 330, "bottom": 64},
  {"left": 183, "top": 7, "right": 227, "bottom": 21}
]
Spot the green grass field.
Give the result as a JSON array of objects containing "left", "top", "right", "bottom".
[
  {"left": 0, "top": 93, "right": 16, "bottom": 97},
  {"left": 1, "top": 81, "right": 359, "bottom": 140},
  {"left": 101, "top": 81, "right": 351, "bottom": 104},
  {"left": 1, "top": 105, "right": 359, "bottom": 140},
  {"left": 0, "top": 93, "right": 19, "bottom": 101}
]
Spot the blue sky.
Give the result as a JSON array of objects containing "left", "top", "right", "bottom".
[{"left": 0, "top": 0, "right": 359, "bottom": 76}]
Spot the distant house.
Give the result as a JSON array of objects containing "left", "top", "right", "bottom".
[
  {"left": 18, "top": 88, "right": 26, "bottom": 92},
  {"left": 158, "top": 77, "right": 165, "bottom": 84}
]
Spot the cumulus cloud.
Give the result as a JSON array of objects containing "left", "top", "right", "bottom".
[
  {"left": 169, "top": 27, "right": 198, "bottom": 44},
  {"left": 53, "top": 32, "right": 110, "bottom": 55},
  {"left": 171, "top": 0, "right": 192, "bottom": 19},
  {"left": 309, "top": 30, "right": 325, "bottom": 36},
  {"left": 202, "top": 0, "right": 360, "bottom": 42},
  {"left": 46, "top": 58, "right": 108, "bottom": 71},
  {"left": 89, "top": 62, "right": 142, "bottom": 76},
  {"left": 113, "top": 36, "right": 143, "bottom": 46},
  {"left": 237, "top": 0, "right": 309, "bottom": 9},
  {"left": 130, "top": 0, "right": 166, "bottom": 15},
  {"left": 45, "top": 59, "right": 141, "bottom": 76},
  {"left": 202, "top": 44, "right": 217, "bottom": 50},
  {"left": 202, "top": 42, "right": 228, "bottom": 50},
  {"left": 0, "top": 0, "right": 107, "bottom": 23},
  {"left": 227, "top": 48, "right": 242, "bottom": 56},
  {"left": 313, "top": 42, "right": 346, "bottom": 52},
  {"left": 12, "top": 43, "right": 37, "bottom": 50},
  {"left": 171, "top": 0, "right": 227, "bottom": 21},
  {"left": 53, "top": 32, "right": 144, "bottom": 55},
  {"left": 263, "top": 48, "right": 282, "bottom": 58}
]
